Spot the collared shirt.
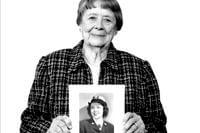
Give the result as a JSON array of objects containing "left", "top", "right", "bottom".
[
  {"left": 20, "top": 40, "right": 167, "bottom": 133},
  {"left": 80, "top": 119, "right": 114, "bottom": 133}
]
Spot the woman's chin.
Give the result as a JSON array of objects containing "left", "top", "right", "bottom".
[
  {"left": 88, "top": 40, "right": 108, "bottom": 48},
  {"left": 93, "top": 117, "right": 101, "bottom": 120},
  {"left": 92, "top": 115, "right": 101, "bottom": 119}
]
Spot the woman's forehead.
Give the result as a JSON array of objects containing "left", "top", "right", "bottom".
[
  {"left": 91, "top": 102, "right": 103, "bottom": 106},
  {"left": 84, "top": 7, "right": 115, "bottom": 18}
]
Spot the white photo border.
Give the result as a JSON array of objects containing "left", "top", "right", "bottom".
[{"left": 69, "top": 85, "right": 125, "bottom": 133}]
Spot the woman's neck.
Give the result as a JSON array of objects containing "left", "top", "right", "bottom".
[
  {"left": 82, "top": 43, "right": 109, "bottom": 66},
  {"left": 93, "top": 117, "right": 104, "bottom": 127},
  {"left": 82, "top": 42, "right": 110, "bottom": 84}
]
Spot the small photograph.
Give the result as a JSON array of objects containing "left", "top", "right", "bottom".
[
  {"left": 79, "top": 93, "right": 114, "bottom": 133},
  {"left": 69, "top": 85, "right": 124, "bottom": 133}
]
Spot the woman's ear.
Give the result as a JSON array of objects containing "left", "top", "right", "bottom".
[
  {"left": 79, "top": 26, "right": 82, "bottom": 32},
  {"left": 114, "top": 30, "right": 118, "bottom": 36}
]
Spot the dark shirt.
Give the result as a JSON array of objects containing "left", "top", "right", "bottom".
[
  {"left": 20, "top": 40, "right": 167, "bottom": 133},
  {"left": 80, "top": 119, "right": 114, "bottom": 133}
]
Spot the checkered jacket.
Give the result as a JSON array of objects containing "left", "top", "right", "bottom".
[{"left": 20, "top": 40, "right": 167, "bottom": 133}]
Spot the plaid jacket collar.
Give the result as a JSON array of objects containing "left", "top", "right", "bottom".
[
  {"left": 88, "top": 118, "right": 108, "bottom": 127},
  {"left": 67, "top": 40, "right": 120, "bottom": 73}
]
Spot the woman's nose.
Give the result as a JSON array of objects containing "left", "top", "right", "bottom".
[
  {"left": 95, "top": 19, "right": 104, "bottom": 30},
  {"left": 93, "top": 108, "right": 98, "bottom": 112}
]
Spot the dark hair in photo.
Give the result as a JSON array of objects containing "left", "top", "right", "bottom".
[
  {"left": 87, "top": 96, "right": 109, "bottom": 118},
  {"left": 76, "top": 0, "right": 123, "bottom": 31}
]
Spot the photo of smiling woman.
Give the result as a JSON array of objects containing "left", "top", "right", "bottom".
[{"left": 80, "top": 96, "right": 114, "bottom": 133}]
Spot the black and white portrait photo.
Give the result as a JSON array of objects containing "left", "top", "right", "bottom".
[
  {"left": 1, "top": 0, "right": 200, "bottom": 132},
  {"left": 69, "top": 85, "right": 124, "bottom": 133},
  {"left": 79, "top": 94, "right": 114, "bottom": 133}
]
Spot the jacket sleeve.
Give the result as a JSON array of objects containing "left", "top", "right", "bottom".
[
  {"left": 20, "top": 56, "right": 52, "bottom": 133},
  {"left": 142, "top": 61, "right": 167, "bottom": 133}
]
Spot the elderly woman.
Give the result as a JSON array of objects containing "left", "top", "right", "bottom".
[
  {"left": 20, "top": 0, "right": 167, "bottom": 133},
  {"left": 80, "top": 96, "right": 114, "bottom": 133}
]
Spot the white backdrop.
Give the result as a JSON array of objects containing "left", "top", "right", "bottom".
[{"left": 1, "top": 0, "right": 200, "bottom": 132}]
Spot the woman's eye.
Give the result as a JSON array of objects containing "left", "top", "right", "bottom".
[
  {"left": 104, "top": 18, "right": 113, "bottom": 24},
  {"left": 105, "top": 19, "right": 111, "bottom": 22},
  {"left": 88, "top": 16, "right": 96, "bottom": 20}
]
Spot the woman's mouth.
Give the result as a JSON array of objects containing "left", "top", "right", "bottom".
[
  {"left": 91, "top": 34, "right": 106, "bottom": 37},
  {"left": 93, "top": 112, "right": 99, "bottom": 116}
]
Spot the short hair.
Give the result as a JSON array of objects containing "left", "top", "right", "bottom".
[
  {"left": 76, "top": 0, "right": 123, "bottom": 31},
  {"left": 87, "top": 96, "right": 109, "bottom": 118}
]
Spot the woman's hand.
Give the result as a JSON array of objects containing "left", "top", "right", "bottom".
[
  {"left": 47, "top": 115, "right": 72, "bottom": 133},
  {"left": 122, "top": 112, "right": 146, "bottom": 133}
]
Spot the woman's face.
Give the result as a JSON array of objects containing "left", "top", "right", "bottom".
[
  {"left": 80, "top": 1, "right": 117, "bottom": 48},
  {"left": 90, "top": 102, "right": 104, "bottom": 120}
]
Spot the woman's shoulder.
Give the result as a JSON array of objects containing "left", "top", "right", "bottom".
[
  {"left": 37, "top": 48, "right": 74, "bottom": 68},
  {"left": 42, "top": 41, "right": 83, "bottom": 61},
  {"left": 45, "top": 48, "right": 74, "bottom": 59},
  {"left": 117, "top": 49, "right": 156, "bottom": 78},
  {"left": 80, "top": 119, "right": 92, "bottom": 125},
  {"left": 116, "top": 49, "right": 148, "bottom": 66},
  {"left": 104, "top": 120, "right": 114, "bottom": 128}
]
